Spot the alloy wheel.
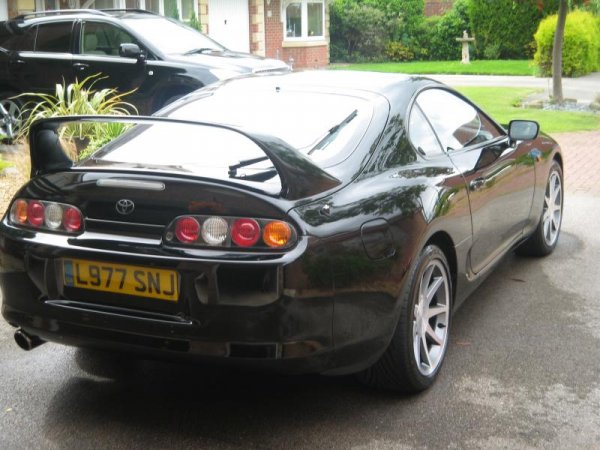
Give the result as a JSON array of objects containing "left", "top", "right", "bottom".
[
  {"left": 542, "top": 170, "right": 562, "bottom": 247},
  {"left": 413, "top": 258, "right": 450, "bottom": 376},
  {"left": 0, "top": 99, "right": 21, "bottom": 140}
]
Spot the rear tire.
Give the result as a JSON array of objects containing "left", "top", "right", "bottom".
[
  {"left": 357, "top": 245, "right": 452, "bottom": 393},
  {"left": 517, "top": 160, "right": 563, "bottom": 257}
]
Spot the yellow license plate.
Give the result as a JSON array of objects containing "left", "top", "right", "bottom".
[{"left": 63, "top": 259, "right": 179, "bottom": 302}]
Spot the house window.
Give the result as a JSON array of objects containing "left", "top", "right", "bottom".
[{"left": 284, "top": 0, "right": 324, "bottom": 40}]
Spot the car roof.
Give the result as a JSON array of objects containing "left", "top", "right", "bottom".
[
  {"left": 172, "top": 70, "right": 441, "bottom": 110},
  {"left": 6, "top": 8, "right": 162, "bottom": 26}
]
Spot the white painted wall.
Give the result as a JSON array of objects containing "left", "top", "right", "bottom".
[
  {"left": 0, "top": 0, "right": 8, "bottom": 20},
  {"left": 208, "top": 0, "right": 250, "bottom": 53}
]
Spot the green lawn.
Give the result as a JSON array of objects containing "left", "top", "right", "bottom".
[
  {"left": 335, "top": 60, "right": 536, "bottom": 76},
  {"left": 456, "top": 87, "right": 600, "bottom": 133}
]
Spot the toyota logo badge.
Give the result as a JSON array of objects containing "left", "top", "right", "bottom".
[{"left": 116, "top": 199, "right": 135, "bottom": 215}]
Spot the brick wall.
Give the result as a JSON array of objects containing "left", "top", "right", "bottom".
[{"left": 424, "top": 0, "right": 453, "bottom": 16}]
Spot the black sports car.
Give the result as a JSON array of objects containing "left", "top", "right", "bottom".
[{"left": 0, "top": 71, "right": 563, "bottom": 392}]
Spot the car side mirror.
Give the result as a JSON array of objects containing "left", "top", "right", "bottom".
[
  {"left": 119, "top": 43, "right": 145, "bottom": 63},
  {"left": 508, "top": 120, "right": 539, "bottom": 143}
]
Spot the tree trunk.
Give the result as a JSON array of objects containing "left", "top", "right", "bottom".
[{"left": 552, "top": 0, "right": 568, "bottom": 104}]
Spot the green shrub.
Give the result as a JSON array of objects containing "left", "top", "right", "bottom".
[
  {"left": 363, "top": 0, "right": 424, "bottom": 39},
  {"left": 330, "top": 1, "right": 388, "bottom": 61},
  {"left": 428, "top": 0, "right": 471, "bottom": 60},
  {"left": 534, "top": 10, "right": 600, "bottom": 77},
  {"left": 386, "top": 41, "right": 415, "bottom": 61},
  {"left": 468, "top": 0, "right": 559, "bottom": 59}
]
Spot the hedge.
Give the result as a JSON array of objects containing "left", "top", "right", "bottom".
[
  {"left": 534, "top": 10, "right": 600, "bottom": 77},
  {"left": 468, "top": 0, "right": 559, "bottom": 59}
]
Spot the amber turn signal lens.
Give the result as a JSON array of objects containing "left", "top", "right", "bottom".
[
  {"left": 263, "top": 221, "right": 292, "bottom": 248},
  {"left": 10, "top": 199, "right": 28, "bottom": 224}
]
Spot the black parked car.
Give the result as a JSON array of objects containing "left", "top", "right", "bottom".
[
  {"left": 0, "top": 71, "right": 563, "bottom": 392},
  {"left": 0, "top": 8, "right": 289, "bottom": 139}
]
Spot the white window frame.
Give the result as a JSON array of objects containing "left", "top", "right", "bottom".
[
  {"left": 39, "top": 0, "right": 198, "bottom": 21},
  {"left": 282, "top": 0, "right": 324, "bottom": 42}
]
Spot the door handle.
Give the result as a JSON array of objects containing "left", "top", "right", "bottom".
[
  {"left": 10, "top": 59, "right": 26, "bottom": 65},
  {"left": 469, "top": 178, "right": 485, "bottom": 191},
  {"left": 73, "top": 62, "right": 89, "bottom": 71}
]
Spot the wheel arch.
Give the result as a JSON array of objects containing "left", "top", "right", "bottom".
[
  {"left": 553, "top": 150, "right": 563, "bottom": 172},
  {"left": 425, "top": 231, "right": 457, "bottom": 301}
]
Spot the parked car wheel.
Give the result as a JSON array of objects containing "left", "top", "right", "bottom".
[
  {"left": 517, "top": 161, "right": 563, "bottom": 257},
  {"left": 358, "top": 245, "right": 452, "bottom": 393},
  {"left": 0, "top": 93, "right": 22, "bottom": 142}
]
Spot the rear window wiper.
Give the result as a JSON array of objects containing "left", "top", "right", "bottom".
[{"left": 308, "top": 109, "right": 358, "bottom": 155}]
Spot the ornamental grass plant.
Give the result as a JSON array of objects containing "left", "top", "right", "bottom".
[{"left": 17, "top": 74, "right": 136, "bottom": 160}]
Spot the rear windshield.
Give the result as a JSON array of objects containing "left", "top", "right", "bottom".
[
  {"left": 74, "top": 87, "right": 373, "bottom": 190},
  {"left": 168, "top": 87, "right": 374, "bottom": 168}
]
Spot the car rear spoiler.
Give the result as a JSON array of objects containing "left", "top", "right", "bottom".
[{"left": 29, "top": 115, "right": 342, "bottom": 200}]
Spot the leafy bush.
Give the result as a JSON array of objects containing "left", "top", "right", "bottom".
[
  {"left": 18, "top": 74, "right": 136, "bottom": 159},
  {"left": 363, "top": 0, "right": 424, "bottom": 38},
  {"left": 534, "top": 10, "right": 600, "bottom": 77},
  {"left": 468, "top": 0, "right": 559, "bottom": 59},
  {"left": 330, "top": 1, "right": 388, "bottom": 61},
  {"left": 427, "top": 0, "right": 471, "bottom": 60},
  {"left": 386, "top": 42, "right": 415, "bottom": 61}
]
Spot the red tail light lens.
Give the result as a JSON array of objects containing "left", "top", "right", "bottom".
[
  {"left": 231, "top": 218, "right": 260, "bottom": 247},
  {"left": 175, "top": 217, "right": 200, "bottom": 243},
  {"left": 27, "top": 201, "right": 45, "bottom": 227},
  {"left": 63, "top": 207, "right": 82, "bottom": 232}
]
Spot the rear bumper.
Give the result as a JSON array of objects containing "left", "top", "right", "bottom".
[{"left": 0, "top": 234, "right": 399, "bottom": 375}]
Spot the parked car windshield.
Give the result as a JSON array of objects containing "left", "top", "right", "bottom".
[{"left": 122, "top": 17, "right": 225, "bottom": 54}]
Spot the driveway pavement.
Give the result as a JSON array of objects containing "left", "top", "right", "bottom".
[{"left": 430, "top": 72, "right": 600, "bottom": 104}]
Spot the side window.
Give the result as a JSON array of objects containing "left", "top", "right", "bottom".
[
  {"left": 35, "top": 22, "right": 73, "bottom": 53},
  {"left": 20, "top": 26, "right": 36, "bottom": 51},
  {"left": 417, "top": 89, "right": 502, "bottom": 151},
  {"left": 408, "top": 105, "right": 444, "bottom": 158},
  {"left": 81, "top": 22, "right": 139, "bottom": 56}
]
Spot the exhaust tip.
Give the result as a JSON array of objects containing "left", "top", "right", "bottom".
[{"left": 14, "top": 329, "right": 45, "bottom": 351}]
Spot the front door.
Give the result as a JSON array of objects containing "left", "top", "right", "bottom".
[
  {"left": 72, "top": 20, "right": 150, "bottom": 111},
  {"left": 208, "top": 0, "right": 250, "bottom": 52},
  {"left": 416, "top": 88, "right": 535, "bottom": 274}
]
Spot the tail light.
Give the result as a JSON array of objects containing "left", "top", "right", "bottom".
[
  {"left": 263, "top": 221, "right": 292, "bottom": 248},
  {"left": 175, "top": 217, "right": 200, "bottom": 243},
  {"left": 9, "top": 198, "right": 83, "bottom": 234},
  {"left": 166, "top": 215, "right": 297, "bottom": 250},
  {"left": 27, "top": 201, "right": 45, "bottom": 227},
  {"left": 231, "top": 218, "right": 260, "bottom": 247}
]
